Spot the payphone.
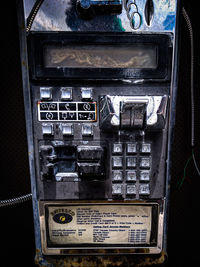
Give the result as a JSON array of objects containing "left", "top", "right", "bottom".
[{"left": 17, "top": 0, "right": 180, "bottom": 264}]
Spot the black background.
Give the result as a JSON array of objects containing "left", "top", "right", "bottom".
[{"left": 0, "top": 1, "right": 200, "bottom": 266}]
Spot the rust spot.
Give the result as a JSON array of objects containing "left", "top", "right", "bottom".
[{"left": 35, "top": 249, "right": 167, "bottom": 267}]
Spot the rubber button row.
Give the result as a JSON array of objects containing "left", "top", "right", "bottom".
[
  {"left": 112, "top": 184, "right": 150, "bottom": 195},
  {"left": 40, "top": 87, "right": 93, "bottom": 101},
  {"left": 42, "top": 123, "right": 93, "bottom": 136}
]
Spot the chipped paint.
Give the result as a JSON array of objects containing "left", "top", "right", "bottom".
[{"left": 163, "top": 14, "right": 176, "bottom": 30}]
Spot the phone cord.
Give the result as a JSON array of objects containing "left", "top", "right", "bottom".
[{"left": 0, "top": 193, "right": 32, "bottom": 207}]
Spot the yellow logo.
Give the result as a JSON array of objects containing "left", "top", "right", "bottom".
[
  {"left": 53, "top": 212, "right": 73, "bottom": 224},
  {"left": 59, "top": 215, "right": 66, "bottom": 222}
]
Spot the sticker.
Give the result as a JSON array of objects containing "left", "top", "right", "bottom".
[
  {"left": 38, "top": 102, "right": 97, "bottom": 122},
  {"left": 47, "top": 205, "right": 152, "bottom": 245}
]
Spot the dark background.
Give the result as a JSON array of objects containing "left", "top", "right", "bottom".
[{"left": 0, "top": 1, "right": 199, "bottom": 266}]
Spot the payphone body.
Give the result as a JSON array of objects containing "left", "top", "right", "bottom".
[{"left": 17, "top": 0, "right": 180, "bottom": 264}]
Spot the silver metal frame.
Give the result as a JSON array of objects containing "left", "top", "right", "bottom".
[
  {"left": 17, "top": 0, "right": 180, "bottom": 260},
  {"left": 39, "top": 200, "right": 165, "bottom": 255}
]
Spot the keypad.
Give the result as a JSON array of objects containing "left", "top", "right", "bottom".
[{"left": 111, "top": 142, "right": 151, "bottom": 197}]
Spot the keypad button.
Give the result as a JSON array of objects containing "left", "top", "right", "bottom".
[
  {"left": 112, "top": 171, "right": 123, "bottom": 181},
  {"left": 140, "top": 157, "right": 151, "bottom": 168},
  {"left": 126, "top": 184, "right": 136, "bottom": 195},
  {"left": 60, "top": 87, "right": 72, "bottom": 100},
  {"left": 139, "top": 184, "right": 150, "bottom": 195},
  {"left": 112, "top": 157, "right": 123, "bottom": 168},
  {"left": 62, "top": 124, "right": 73, "bottom": 136},
  {"left": 141, "top": 143, "right": 151, "bottom": 153},
  {"left": 113, "top": 143, "right": 123, "bottom": 154},
  {"left": 40, "top": 87, "right": 52, "bottom": 100},
  {"left": 81, "top": 88, "right": 93, "bottom": 100},
  {"left": 126, "top": 171, "right": 137, "bottom": 182},
  {"left": 42, "top": 123, "right": 53, "bottom": 135},
  {"left": 112, "top": 184, "right": 123, "bottom": 195},
  {"left": 127, "top": 143, "right": 137, "bottom": 154},
  {"left": 82, "top": 124, "right": 93, "bottom": 136},
  {"left": 139, "top": 171, "right": 150, "bottom": 181},
  {"left": 126, "top": 157, "right": 137, "bottom": 168}
]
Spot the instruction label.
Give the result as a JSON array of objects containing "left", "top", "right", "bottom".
[{"left": 48, "top": 205, "right": 152, "bottom": 245}]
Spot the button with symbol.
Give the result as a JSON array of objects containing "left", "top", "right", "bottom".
[
  {"left": 59, "top": 103, "right": 76, "bottom": 111},
  {"left": 139, "top": 184, "right": 150, "bottom": 195},
  {"left": 112, "top": 171, "right": 123, "bottom": 181},
  {"left": 40, "top": 112, "right": 58, "bottom": 121},
  {"left": 141, "top": 143, "right": 151, "bottom": 153},
  {"left": 126, "top": 171, "right": 136, "bottom": 182},
  {"left": 112, "top": 157, "right": 123, "bottom": 168},
  {"left": 112, "top": 184, "right": 123, "bottom": 195},
  {"left": 83, "top": 103, "right": 91, "bottom": 111},
  {"left": 126, "top": 184, "right": 136, "bottom": 195},
  {"left": 78, "top": 103, "right": 96, "bottom": 111},
  {"left": 140, "top": 157, "right": 151, "bottom": 169},
  {"left": 78, "top": 112, "right": 96, "bottom": 121},
  {"left": 113, "top": 143, "right": 123, "bottom": 154},
  {"left": 59, "top": 112, "right": 77, "bottom": 120},
  {"left": 40, "top": 102, "right": 57, "bottom": 111},
  {"left": 139, "top": 171, "right": 150, "bottom": 181},
  {"left": 126, "top": 157, "right": 137, "bottom": 168},
  {"left": 127, "top": 143, "right": 137, "bottom": 154},
  {"left": 46, "top": 113, "right": 53, "bottom": 120}
]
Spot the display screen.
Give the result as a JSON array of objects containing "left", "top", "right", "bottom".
[{"left": 44, "top": 44, "right": 157, "bottom": 69}]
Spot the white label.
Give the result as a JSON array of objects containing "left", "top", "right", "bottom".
[{"left": 47, "top": 205, "right": 152, "bottom": 245}]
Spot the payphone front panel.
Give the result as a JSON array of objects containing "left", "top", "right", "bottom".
[{"left": 18, "top": 0, "right": 179, "bottom": 257}]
